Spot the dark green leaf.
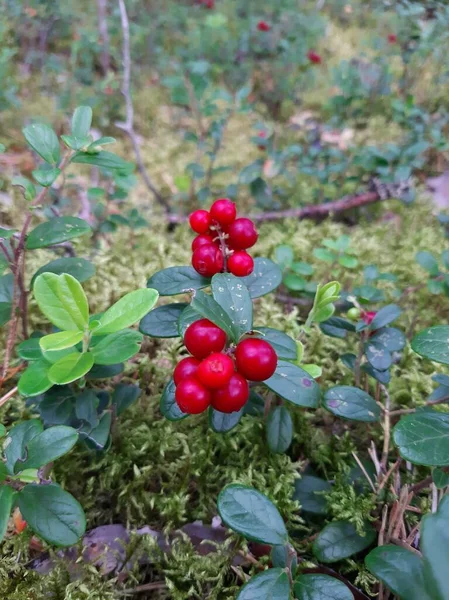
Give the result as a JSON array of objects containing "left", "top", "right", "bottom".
[
  {"left": 31, "top": 258, "right": 95, "bottom": 285},
  {"left": 411, "top": 326, "right": 449, "bottom": 365},
  {"left": 177, "top": 305, "right": 201, "bottom": 337},
  {"left": 237, "top": 568, "right": 290, "bottom": 600},
  {"left": 366, "top": 545, "right": 429, "bottom": 600},
  {"left": 191, "top": 290, "right": 235, "bottom": 341},
  {"left": 111, "top": 384, "right": 141, "bottom": 416},
  {"left": 211, "top": 273, "right": 253, "bottom": 339},
  {"left": 421, "top": 495, "right": 449, "bottom": 600},
  {"left": 313, "top": 521, "right": 376, "bottom": 563},
  {"left": 365, "top": 341, "right": 392, "bottom": 371},
  {"left": 243, "top": 390, "right": 266, "bottom": 416},
  {"left": 274, "top": 245, "right": 293, "bottom": 270},
  {"left": 362, "top": 363, "right": 391, "bottom": 384},
  {"left": 370, "top": 304, "right": 401, "bottom": 330},
  {"left": 71, "top": 106, "right": 92, "bottom": 139},
  {"left": 91, "top": 329, "right": 143, "bottom": 364},
  {"left": 323, "top": 386, "right": 380, "bottom": 422},
  {"left": 38, "top": 387, "right": 74, "bottom": 426},
  {"left": 147, "top": 266, "right": 210, "bottom": 296},
  {"left": 0, "top": 486, "right": 14, "bottom": 542},
  {"left": 18, "top": 360, "right": 52, "bottom": 397},
  {"left": 255, "top": 328, "right": 297, "bottom": 360},
  {"left": 17, "top": 337, "right": 43, "bottom": 360},
  {"left": 293, "top": 475, "right": 331, "bottom": 515},
  {"left": 370, "top": 327, "right": 406, "bottom": 352},
  {"left": 18, "top": 483, "right": 85, "bottom": 546},
  {"left": 294, "top": 574, "right": 354, "bottom": 600},
  {"left": 160, "top": 379, "right": 187, "bottom": 421},
  {"left": 320, "top": 317, "right": 355, "bottom": 339},
  {"left": 266, "top": 406, "right": 293, "bottom": 453},
  {"left": 217, "top": 484, "right": 288, "bottom": 545},
  {"left": 393, "top": 411, "right": 449, "bottom": 466},
  {"left": 72, "top": 150, "right": 132, "bottom": 170},
  {"left": 139, "top": 303, "right": 187, "bottom": 338},
  {"left": 32, "top": 166, "right": 61, "bottom": 187},
  {"left": 23, "top": 123, "right": 60, "bottom": 165},
  {"left": 433, "top": 467, "right": 449, "bottom": 489},
  {"left": 26, "top": 217, "right": 91, "bottom": 250},
  {"left": 416, "top": 251, "right": 439, "bottom": 276},
  {"left": 241, "top": 258, "right": 282, "bottom": 298},
  {"left": 209, "top": 408, "right": 243, "bottom": 433},
  {"left": 93, "top": 288, "right": 159, "bottom": 335},
  {"left": 86, "top": 363, "right": 124, "bottom": 380},
  {"left": 75, "top": 390, "right": 99, "bottom": 427},
  {"left": 264, "top": 360, "right": 320, "bottom": 408},
  {"left": 12, "top": 175, "right": 36, "bottom": 201},
  {"left": 80, "top": 412, "right": 111, "bottom": 450},
  {"left": 5, "top": 420, "right": 43, "bottom": 475},
  {"left": 17, "top": 426, "right": 78, "bottom": 472}
]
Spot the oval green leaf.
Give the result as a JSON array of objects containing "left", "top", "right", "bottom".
[
  {"left": 93, "top": 288, "right": 159, "bottom": 335},
  {"left": 365, "top": 341, "right": 392, "bottom": 371},
  {"left": 18, "top": 360, "right": 52, "bottom": 397},
  {"left": 0, "top": 486, "right": 14, "bottom": 542},
  {"left": 17, "top": 426, "right": 78, "bottom": 472},
  {"left": 293, "top": 475, "right": 331, "bottom": 515},
  {"left": 237, "top": 568, "right": 290, "bottom": 600},
  {"left": 4, "top": 420, "right": 43, "bottom": 475},
  {"left": 323, "top": 386, "right": 380, "bottom": 422},
  {"left": 266, "top": 406, "right": 293, "bottom": 453},
  {"left": 91, "top": 329, "right": 143, "bottom": 364},
  {"left": 31, "top": 257, "right": 95, "bottom": 285},
  {"left": 211, "top": 273, "right": 253, "bottom": 339},
  {"left": 241, "top": 258, "right": 282, "bottom": 298},
  {"left": 147, "top": 266, "right": 210, "bottom": 296},
  {"left": 33, "top": 272, "right": 89, "bottom": 331},
  {"left": 411, "top": 326, "right": 449, "bottom": 365},
  {"left": 26, "top": 217, "right": 91, "bottom": 250},
  {"left": 264, "top": 360, "right": 320, "bottom": 408},
  {"left": 313, "top": 521, "right": 376, "bottom": 563},
  {"left": 255, "top": 328, "right": 297, "bottom": 360},
  {"left": 294, "top": 574, "right": 354, "bottom": 600},
  {"left": 370, "top": 304, "right": 401, "bottom": 330},
  {"left": 209, "top": 408, "right": 243, "bottom": 433},
  {"left": 40, "top": 330, "right": 84, "bottom": 352},
  {"left": 393, "top": 411, "right": 449, "bottom": 466},
  {"left": 48, "top": 352, "right": 94, "bottom": 385},
  {"left": 139, "top": 303, "right": 187, "bottom": 338},
  {"left": 160, "top": 378, "right": 187, "bottom": 421},
  {"left": 23, "top": 123, "right": 60, "bottom": 165},
  {"left": 191, "top": 290, "right": 235, "bottom": 341}
]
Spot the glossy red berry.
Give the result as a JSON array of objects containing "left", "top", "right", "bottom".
[
  {"left": 175, "top": 377, "right": 211, "bottom": 414},
  {"left": 173, "top": 357, "right": 200, "bottom": 385},
  {"left": 197, "top": 352, "right": 234, "bottom": 389},
  {"left": 192, "top": 244, "right": 224, "bottom": 277},
  {"left": 257, "top": 20, "right": 271, "bottom": 32},
  {"left": 189, "top": 210, "right": 211, "bottom": 234},
  {"left": 211, "top": 373, "right": 249, "bottom": 413},
  {"left": 210, "top": 198, "right": 236, "bottom": 227},
  {"left": 235, "top": 338, "right": 277, "bottom": 381},
  {"left": 228, "top": 218, "right": 258, "bottom": 250},
  {"left": 228, "top": 251, "right": 254, "bottom": 277},
  {"left": 307, "top": 50, "right": 322, "bottom": 64},
  {"left": 192, "top": 234, "right": 216, "bottom": 252},
  {"left": 184, "top": 319, "right": 227, "bottom": 359}
]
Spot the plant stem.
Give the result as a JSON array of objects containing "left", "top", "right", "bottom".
[{"left": 381, "top": 385, "right": 391, "bottom": 472}]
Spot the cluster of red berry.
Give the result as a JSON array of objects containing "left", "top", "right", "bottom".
[
  {"left": 174, "top": 319, "right": 277, "bottom": 414},
  {"left": 189, "top": 199, "right": 259, "bottom": 278}
]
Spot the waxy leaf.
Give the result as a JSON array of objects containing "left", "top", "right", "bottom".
[
  {"left": 4, "top": 420, "right": 43, "bottom": 475},
  {"left": 34, "top": 273, "right": 89, "bottom": 331},
  {"left": 393, "top": 411, "right": 449, "bottom": 466},
  {"left": 241, "top": 258, "right": 282, "bottom": 298},
  {"left": 40, "top": 330, "right": 84, "bottom": 352},
  {"left": 217, "top": 484, "right": 288, "bottom": 545},
  {"left": 266, "top": 406, "right": 293, "bottom": 453},
  {"left": 17, "top": 426, "right": 78, "bottom": 472},
  {"left": 177, "top": 305, "right": 201, "bottom": 337},
  {"left": 26, "top": 217, "right": 91, "bottom": 249},
  {"left": 31, "top": 257, "right": 95, "bottom": 285},
  {"left": 421, "top": 495, "right": 449, "bottom": 600},
  {"left": 370, "top": 304, "right": 401, "bottom": 330},
  {"left": 139, "top": 303, "right": 187, "bottom": 338},
  {"left": 0, "top": 486, "right": 14, "bottom": 542},
  {"left": 191, "top": 290, "right": 235, "bottom": 341},
  {"left": 75, "top": 390, "right": 99, "bottom": 427},
  {"left": 365, "top": 341, "right": 392, "bottom": 371},
  {"left": 17, "top": 337, "right": 43, "bottom": 360},
  {"left": 72, "top": 150, "right": 131, "bottom": 170},
  {"left": 313, "top": 521, "right": 376, "bottom": 563},
  {"left": 237, "top": 568, "right": 290, "bottom": 600},
  {"left": 412, "top": 326, "right": 449, "bottom": 365},
  {"left": 209, "top": 408, "right": 243, "bottom": 433},
  {"left": 294, "top": 574, "right": 354, "bottom": 600},
  {"left": 111, "top": 384, "right": 141, "bottom": 417},
  {"left": 147, "top": 266, "right": 210, "bottom": 296},
  {"left": 18, "top": 483, "right": 86, "bottom": 546},
  {"left": 293, "top": 475, "right": 331, "bottom": 515},
  {"left": 71, "top": 106, "right": 92, "bottom": 138},
  {"left": 93, "top": 288, "right": 159, "bottom": 335},
  {"left": 211, "top": 273, "right": 253, "bottom": 339},
  {"left": 160, "top": 379, "right": 187, "bottom": 421},
  {"left": 255, "top": 327, "right": 297, "bottom": 360},
  {"left": 48, "top": 352, "right": 94, "bottom": 385},
  {"left": 323, "top": 386, "right": 380, "bottom": 422},
  {"left": 91, "top": 329, "right": 143, "bottom": 364},
  {"left": 23, "top": 123, "right": 60, "bottom": 165},
  {"left": 370, "top": 327, "right": 406, "bottom": 352},
  {"left": 32, "top": 166, "right": 61, "bottom": 187},
  {"left": 264, "top": 360, "right": 320, "bottom": 408},
  {"left": 18, "top": 360, "right": 52, "bottom": 397}
]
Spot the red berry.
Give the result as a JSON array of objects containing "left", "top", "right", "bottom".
[
  {"left": 210, "top": 198, "right": 236, "bottom": 227},
  {"left": 307, "top": 50, "right": 322, "bottom": 64},
  {"left": 362, "top": 311, "right": 377, "bottom": 326},
  {"left": 387, "top": 33, "right": 397, "bottom": 44},
  {"left": 257, "top": 20, "right": 271, "bottom": 32},
  {"left": 192, "top": 244, "right": 224, "bottom": 277},
  {"left": 228, "top": 218, "right": 258, "bottom": 250},
  {"left": 173, "top": 357, "right": 200, "bottom": 385},
  {"left": 184, "top": 319, "right": 227, "bottom": 359},
  {"left": 228, "top": 251, "right": 254, "bottom": 277},
  {"left": 189, "top": 210, "right": 211, "bottom": 234},
  {"left": 175, "top": 377, "right": 211, "bottom": 414},
  {"left": 211, "top": 373, "right": 249, "bottom": 413},
  {"left": 235, "top": 338, "right": 277, "bottom": 381},
  {"left": 197, "top": 352, "right": 234, "bottom": 389},
  {"left": 192, "top": 234, "right": 215, "bottom": 252}
]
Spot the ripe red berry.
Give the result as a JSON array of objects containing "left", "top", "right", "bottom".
[
  {"left": 210, "top": 198, "right": 236, "bottom": 227},
  {"left": 235, "top": 338, "right": 277, "bottom": 381},
  {"left": 175, "top": 377, "right": 211, "bottom": 414},
  {"left": 197, "top": 352, "right": 235, "bottom": 389},
  {"left": 307, "top": 50, "right": 322, "bottom": 64},
  {"left": 387, "top": 33, "right": 398, "bottom": 44},
  {"left": 257, "top": 20, "right": 271, "bottom": 32},
  {"left": 173, "top": 357, "right": 200, "bottom": 385},
  {"left": 192, "top": 244, "right": 224, "bottom": 277},
  {"left": 362, "top": 311, "right": 377, "bottom": 326},
  {"left": 192, "top": 234, "right": 216, "bottom": 252},
  {"left": 189, "top": 210, "right": 211, "bottom": 234},
  {"left": 211, "top": 373, "right": 249, "bottom": 413},
  {"left": 184, "top": 319, "right": 227, "bottom": 359},
  {"left": 228, "top": 251, "right": 254, "bottom": 277},
  {"left": 228, "top": 218, "right": 258, "bottom": 250}
]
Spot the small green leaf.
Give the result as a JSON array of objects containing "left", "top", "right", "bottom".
[
  {"left": 217, "top": 484, "right": 288, "bottom": 545},
  {"left": 71, "top": 106, "right": 92, "bottom": 139},
  {"left": 93, "top": 288, "right": 159, "bottom": 335},
  {"left": 416, "top": 251, "right": 439, "bottom": 276},
  {"left": 139, "top": 303, "right": 187, "bottom": 338},
  {"left": 254, "top": 328, "right": 297, "bottom": 360},
  {"left": 191, "top": 290, "right": 235, "bottom": 341},
  {"left": 91, "top": 329, "right": 143, "bottom": 364},
  {"left": 293, "top": 475, "right": 331, "bottom": 515},
  {"left": 87, "top": 136, "right": 116, "bottom": 152},
  {"left": 32, "top": 166, "right": 61, "bottom": 187},
  {"left": 18, "top": 360, "right": 52, "bottom": 397},
  {"left": 266, "top": 406, "right": 293, "bottom": 453},
  {"left": 4, "top": 420, "right": 43, "bottom": 475},
  {"left": 209, "top": 408, "right": 243, "bottom": 433},
  {"left": 211, "top": 273, "right": 253, "bottom": 339},
  {"left": 370, "top": 304, "right": 401, "bottom": 330},
  {"left": 111, "top": 384, "right": 141, "bottom": 417},
  {"left": 12, "top": 176, "right": 36, "bottom": 201},
  {"left": 323, "top": 386, "right": 380, "bottom": 422},
  {"left": 370, "top": 327, "right": 406, "bottom": 352},
  {"left": 0, "top": 227, "right": 17, "bottom": 240},
  {"left": 18, "top": 483, "right": 85, "bottom": 546},
  {"left": 23, "top": 123, "right": 61, "bottom": 165},
  {"left": 264, "top": 360, "right": 320, "bottom": 408},
  {"left": 0, "top": 486, "right": 14, "bottom": 542},
  {"left": 237, "top": 568, "right": 290, "bottom": 600},
  {"left": 40, "top": 330, "right": 84, "bottom": 352},
  {"left": 314, "top": 248, "right": 336, "bottom": 263},
  {"left": 283, "top": 273, "right": 306, "bottom": 291},
  {"left": 26, "top": 217, "right": 91, "bottom": 250},
  {"left": 412, "top": 326, "right": 449, "bottom": 365},
  {"left": 147, "top": 266, "right": 210, "bottom": 296},
  {"left": 72, "top": 150, "right": 132, "bottom": 170},
  {"left": 365, "top": 341, "right": 392, "bottom": 371},
  {"left": 31, "top": 257, "right": 95, "bottom": 285},
  {"left": 75, "top": 390, "right": 99, "bottom": 427},
  {"left": 61, "top": 134, "right": 91, "bottom": 151},
  {"left": 17, "top": 337, "right": 43, "bottom": 360},
  {"left": 313, "top": 521, "right": 376, "bottom": 563},
  {"left": 241, "top": 258, "right": 282, "bottom": 298},
  {"left": 16, "top": 426, "right": 78, "bottom": 472},
  {"left": 160, "top": 379, "right": 187, "bottom": 421},
  {"left": 294, "top": 574, "right": 354, "bottom": 600},
  {"left": 338, "top": 255, "right": 358, "bottom": 269},
  {"left": 274, "top": 245, "right": 294, "bottom": 270},
  {"left": 48, "top": 352, "right": 94, "bottom": 385},
  {"left": 433, "top": 467, "right": 449, "bottom": 489},
  {"left": 393, "top": 411, "right": 449, "bottom": 466},
  {"left": 34, "top": 273, "right": 89, "bottom": 331}
]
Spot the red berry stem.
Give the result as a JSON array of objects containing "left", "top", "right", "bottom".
[{"left": 213, "top": 223, "right": 230, "bottom": 273}]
